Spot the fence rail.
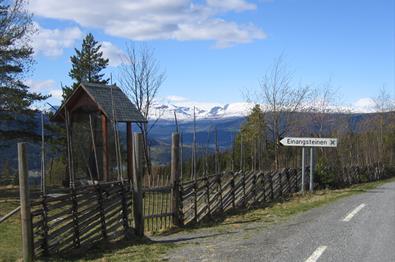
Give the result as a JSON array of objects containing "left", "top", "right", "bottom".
[
  {"left": 17, "top": 136, "right": 392, "bottom": 260},
  {"left": 179, "top": 164, "right": 388, "bottom": 225},
  {"left": 31, "top": 181, "right": 133, "bottom": 257}
]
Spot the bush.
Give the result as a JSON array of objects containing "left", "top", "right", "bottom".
[{"left": 315, "top": 158, "right": 337, "bottom": 188}]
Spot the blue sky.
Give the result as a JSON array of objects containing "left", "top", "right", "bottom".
[{"left": 28, "top": 0, "right": 394, "bottom": 110}]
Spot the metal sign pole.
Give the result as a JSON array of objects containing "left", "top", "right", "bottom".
[
  {"left": 309, "top": 147, "right": 313, "bottom": 192},
  {"left": 301, "top": 147, "right": 305, "bottom": 194}
]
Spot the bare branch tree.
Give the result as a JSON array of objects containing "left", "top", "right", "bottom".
[
  {"left": 118, "top": 43, "right": 165, "bottom": 176},
  {"left": 249, "top": 56, "right": 311, "bottom": 169},
  {"left": 372, "top": 86, "right": 392, "bottom": 164},
  {"left": 309, "top": 80, "right": 340, "bottom": 138}
]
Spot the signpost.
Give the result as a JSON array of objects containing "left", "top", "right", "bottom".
[{"left": 280, "top": 137, "right": 338, "bottom": 193}]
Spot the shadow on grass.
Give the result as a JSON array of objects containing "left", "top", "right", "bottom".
[
  {"left": 44, "top": 231, "right": 239, "bottom": 261},
  {"left": 158, "top": 198, "right": 291, "bottom": 236}
]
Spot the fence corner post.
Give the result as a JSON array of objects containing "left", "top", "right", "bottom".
[
  {"left": 171, "top": 132, "right": 183, "bottom": 227},
  {"left": 18, "top": 142, "right": 33, "bottom": 262},
  {"left": 132, "top": 133, "right": 144, "bottom": 237}
]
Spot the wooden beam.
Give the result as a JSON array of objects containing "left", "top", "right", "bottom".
[
  {"left": 102, "top": 114, "right": 109, "bottom": 182},
  {"left": 171, "top": 133, "right": 183, "bottom": 227},
  {"left": 132, "top": 133, "right": 144, "bottom": 237},
  {"left": 127, "top": 122, "right": 133, "bottom": 182},
  {"left": 18, "top": 143, "right": 33, "bottom": 262}
]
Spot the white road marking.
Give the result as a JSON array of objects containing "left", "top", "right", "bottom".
[
  {"left": 305, "top": 246, "right": 327, "bottom": 262},
  {"left": 342, "top": 203, "right": 366, "bottom": 222}
]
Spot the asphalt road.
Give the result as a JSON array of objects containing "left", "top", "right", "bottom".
[{"left": 155, "top": 181, "right": 395, "bottom": 262}]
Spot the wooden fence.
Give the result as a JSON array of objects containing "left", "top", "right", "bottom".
[
  {"left": 178, "top": 164, "right": 388, "bottom": 225},
  {"left": 30, "top": 181, "right": 133, "bottom": 257},
  {"left": 142, "top": 177, "right": 173, "bottom": 232},
  {"left": 16, "top": 135, "right": 391, "bottom": 260},
  {"left": 180, "top": 168, "right": 301, "bottom": 225}
]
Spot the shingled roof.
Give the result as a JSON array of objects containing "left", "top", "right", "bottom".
[{"left": 51, "top": 82, "right": 146, "bottom": 123}]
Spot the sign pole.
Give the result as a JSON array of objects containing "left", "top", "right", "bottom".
[
  {"left": 309, "top": 147, "right": 313, "bottom": 192},
  {"left": 301, "top": 147, "right": 305, "bottom": 194},
  {"left": 279, "top": 137, "right": 337, "bottom": 194}
]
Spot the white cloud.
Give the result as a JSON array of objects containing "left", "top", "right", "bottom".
[
  {"left": 32, "top": 23, "right": 82, "bottom": 57},
  {"left": 49, "top": 89, "right": 63, "bottom": 101},
  {"left": 206, "top": 0, "right": 256, "bottom": 11},
  {"left": 100, "top": 42, "right": 126, "bottom": 67},
  {"left": 25, "top": 79, "right": 63, "bottom": 104},
  {"left": 26, "top": 79, "right": 56, "bottom": 92},
  {"left": 30, "top": 0, "right": 265, "bottom": 48},
  {"left": 166, "top": 95, "right": 189, "bottom": 102}
]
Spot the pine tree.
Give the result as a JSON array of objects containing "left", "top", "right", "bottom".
[
  {"left": 62, "top": 33, "right": 109, "bottom": 100},
  {"left": 235, "top": 105, "right": 269, "bottom": 170},
  {"left": 0, "top": 0, "right": 48, "bottom": 140}
]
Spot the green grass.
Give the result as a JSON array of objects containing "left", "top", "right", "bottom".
[
  {"left": 0, "top": 201, "right": 22, "bottom": 262},
  {"left": 1, "top": 177, "right": 394, "bottom": 261}
]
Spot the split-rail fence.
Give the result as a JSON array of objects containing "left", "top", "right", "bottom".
[{"left": 17, "top": 133, "right": 390, "bottom": 260}]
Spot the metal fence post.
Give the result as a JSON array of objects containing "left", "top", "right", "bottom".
[
  {"left": 301, "top": 147, "right": 305, "bottom": 194},
  {"left": 18, "top": 143, "right": 33, "bottom": 262},
  {"left": 309, "top": 147, "right": 314, "bottom": 192}
]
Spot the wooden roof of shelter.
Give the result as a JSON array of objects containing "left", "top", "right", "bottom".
[{"left": 51, "top": 82, "right": 146, "bottom": 123}]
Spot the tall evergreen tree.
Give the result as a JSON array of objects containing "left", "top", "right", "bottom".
[
  {"left": 0, "top": 0, "right": 48, "bottom": 141},
  {"left": 62, "top": 33, "right": 109, "bottom": 100}
]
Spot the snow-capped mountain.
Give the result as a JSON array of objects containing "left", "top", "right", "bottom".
[{"left": 149, "top": 101, "right": 254, "bottom": 120}]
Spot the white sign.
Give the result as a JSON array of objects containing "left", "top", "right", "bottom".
[{"left": 280, "top": 137, "right": 338, "bottom": 147}]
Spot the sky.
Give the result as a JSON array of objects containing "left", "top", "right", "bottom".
[{"left": 27, "top": 0, "right": 395, "bottom": 111}]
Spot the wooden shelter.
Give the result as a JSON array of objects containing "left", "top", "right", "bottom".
[{"left": 51, "top": 82, "right": 146, "bottom": 185}]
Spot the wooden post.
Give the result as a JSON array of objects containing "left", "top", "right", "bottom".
[
  {"left": 127, "top": 122, "right": 133, "bottom": 181},
  {"left": 261, "top": 172, "right": 266, "bottom": 202},
  {"left": 193, "top": 180, "right": 198, "bottom": 223},
  {"left": 231, "top": 172, "right": 236, "bottom": 209},
  {"left": 97, "top": 186, "right": 107, "bottom": 240},
  {"left": 120, "top": 183, "right": 130, "bottom": 237},
  {"left": 217, "top": 174, "right": 224, "bottom": 213},
  {"left": 270, "top": 172, "right": 274, "bottom": 201},
  {"left": 252, "top": 172, "right": 257, "bottom": 203},
  {"left": 102, "top": 114, "right": 109, "bottom": 182},
  {"left": 279, "top": 171, "right": 283, "bottom": 198},
  {"left": 71, "top": 187, "right": 81, "bottom": 246},
  {"left": 133, "top": 133, "right": 144, "bottom": 237},
  {"left": 18, "top": 143, "right": 33, "bottom": 262},
  {"left": 205, "top": 176, "right": 211, "bottom": 217},
  {"left": 242, "top": 171, "right": 246, "bottom": 207},
  {"left": 171, "top": 133, "right": 183, "bottom": 227}
]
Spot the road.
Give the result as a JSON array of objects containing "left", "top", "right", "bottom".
[{"left": 154, "top": 181, "right": 395, "bottom": 262}]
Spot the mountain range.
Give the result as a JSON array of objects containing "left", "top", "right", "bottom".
[{"left": 0, "top": 100, "right": 385, "bottom": 170}]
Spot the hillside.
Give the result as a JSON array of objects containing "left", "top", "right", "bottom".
[{"left": 0, "top": 109, "right": 390, "bottom": 170}]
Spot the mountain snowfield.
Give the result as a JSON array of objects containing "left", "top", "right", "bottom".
[
  {"left": 148, "top": 97, "right": 377, "bottom": 121},
  {"left": 149, "top": 101, "right": 255, "bottom": 121}
]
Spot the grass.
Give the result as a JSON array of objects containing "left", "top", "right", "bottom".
[
  {"left": 0, "top": 177, "right": 394, "bottom": 261},
  {"left": 214, "top": 177, "right": 395, "bottom": 228},
  {"left": 46, "top": 238, "right": 176, "bottom": 262},
  {"left": 0, "top": 201, "right": 22, "bottom": 262}
]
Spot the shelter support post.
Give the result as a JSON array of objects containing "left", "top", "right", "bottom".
[
  {"left": 101, "top": 114, "right": 109, "bottom": 181},
  {"left": 127, "top": 122, "right": 133, "bottom": 181}
]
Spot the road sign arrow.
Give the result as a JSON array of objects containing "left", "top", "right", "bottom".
[{"left": 280, "top": 137, "right": 338, "bottom": 147}]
